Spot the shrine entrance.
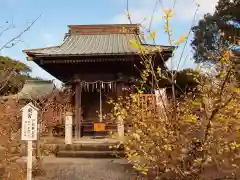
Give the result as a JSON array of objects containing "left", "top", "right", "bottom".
[
  {"left": 80, "top": 81, "right": 117, "bottom": 122},
  {"left": 74, "top": 80, "right": 119, "bottom": 137}
]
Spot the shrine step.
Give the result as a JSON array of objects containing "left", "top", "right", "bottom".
[
  {"left": 55, "top": 142, "right": 125, "bottom": 158},
  {"left": 57, "top": 143, "right": 124, "bottom": 152},
  {"left": 55, "top": 150, "right": 125, "bottom": 158}
]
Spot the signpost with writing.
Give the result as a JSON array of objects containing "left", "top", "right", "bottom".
[
  {"left": 21, "top": 102, "right": 39, "bottom": 180},
  {"left": 65, "top": 112, "right": 73, "bottom": 144}
]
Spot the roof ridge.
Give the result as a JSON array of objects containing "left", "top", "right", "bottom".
[
  {"left": 69, "top": 33, "right": 139, "bottom": 36},
  {"left": 68, "top": 24, "right": 140, "bottom": 35},
  {"left": 68, "top": 24, "right": 140, "bottom": 27}
]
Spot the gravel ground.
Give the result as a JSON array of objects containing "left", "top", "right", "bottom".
[{"left": 33, "top": 156, "right": 146, "bottom": 180}]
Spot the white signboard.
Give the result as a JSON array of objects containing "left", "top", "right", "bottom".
[
  {"left": 21, "top": 102, "right": 39, "bottom": 180},
  {"left": 65, "top": 114, "right": 73, "bottom": 144},
  {"left": 21, "top": 102, "right": 39, "bottom": 141}
]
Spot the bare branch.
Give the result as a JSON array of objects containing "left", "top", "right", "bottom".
[
  {"left": 0, "top": 23, "right": 14, "bottom": 38},
  {"left": 126, "top": 0, "right": 132, "bottom": 24},
  {"left": 175, "top": 6, "right": 199, "bottom": 72},
  {"left": 0, "top": 70, "right": 16, "bottom": 93},
  {"left": 148, "top": 0, "right": 159, "bottom": 32},
  {"left": 0, "top": 15, "right": 41, "bottom": 94},
  {"left": 0, "top": 14, "right": 41, "bottom": 52}
]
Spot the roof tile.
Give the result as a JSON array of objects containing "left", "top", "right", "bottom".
[{"left": 24, "top": 33, "right": 172, "bottom": 57}]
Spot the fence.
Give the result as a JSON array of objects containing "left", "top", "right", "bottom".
[{"left": 134, "top": 89, "right": 168, "bottom": 119}]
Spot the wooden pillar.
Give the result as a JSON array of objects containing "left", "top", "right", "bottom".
[
  {"left": 116, "top": 73, "right": 124, "bottom": 98},
  {"left": 79, "top": 82, "right": 82, "bottom": 137},
  {"left": 74, "top": 82, "right": 79, "bottom": 139},
  {"left": 99, "top": 82, "right": 103, "bottom": 122},
  {"left": 74, "top": 81, "right": 82, "bottom": 139},
  {"left": 116, "top": 82, "right": 124, "bottom": 99}
]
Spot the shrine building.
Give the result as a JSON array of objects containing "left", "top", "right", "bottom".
[{"left": 23, "top": 24, "right": 174, "bottom": 138}]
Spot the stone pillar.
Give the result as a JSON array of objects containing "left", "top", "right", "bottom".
[{"left": 65, "top": 112, "right": 73, "bottom": 144}]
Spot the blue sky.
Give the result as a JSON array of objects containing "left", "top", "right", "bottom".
[{"left": 0, "top": 0, "right": 219, "bottom": 87}]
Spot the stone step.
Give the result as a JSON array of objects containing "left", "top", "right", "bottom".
[
  {"left": 57, "top": 143, "right": 124, "bottom": 152},
  {"left": 56, "top": 150, "right": 125, "bottom": 158}
]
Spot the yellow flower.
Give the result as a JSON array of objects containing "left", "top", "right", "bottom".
[
  {"left": 146, "top": 30, "right": 158, "bottom": 41},
  {"left": 163, "top": 144, "right": 172, "bottom": 151},
  {"left": 174, "top": 35, "right": 187, "bottom": 45},
  {"left": 130, "top": 39, "right": 145, "bottom": 53},
  {"left": 220, "top": 50, "right": 232, "bottom": 63},
  {"left": 163, "top": 8, "right": 175, "bottom": 20}
]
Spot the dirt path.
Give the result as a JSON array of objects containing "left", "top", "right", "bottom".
[{"left": 32, "top": 156, "right": 145, "bottom": 180}]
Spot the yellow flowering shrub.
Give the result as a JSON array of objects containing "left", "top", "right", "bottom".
[
  {"left": 110, "top": 54, "right": 240, "bottom": 179},
  {"left": 110, "top": 5, "right": 240, "bottom": 180}
]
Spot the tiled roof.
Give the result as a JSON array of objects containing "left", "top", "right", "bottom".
[
  {"left": 16, "top": 80, "right": 55, "bottom": 100},
  {"left": 23, "top": 24, "right": 173, "bottom": 57},
  {"left": 24, "top": 34, "right": 137, "bottom": 56},
  {"left": 0, "top": 80, "right": 55, "bottom": 101}
]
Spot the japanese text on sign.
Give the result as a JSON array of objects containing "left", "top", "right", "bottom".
[{"left": 21, "top": 103, "right": 38, "bottom": 141}]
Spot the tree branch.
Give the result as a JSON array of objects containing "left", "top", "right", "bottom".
[
  {"left": 0, "top": 21, "right": 15, "bottom": 38},
  {"left": 0, "top": 15, "right": 41, "bottom": 51},
  {"left": 0, "top": 15, "right": 41, "bottom": 93}
]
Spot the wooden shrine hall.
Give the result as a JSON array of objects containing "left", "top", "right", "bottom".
[{"left": 23, "top": 24, "right": 173, "bottom": 138}]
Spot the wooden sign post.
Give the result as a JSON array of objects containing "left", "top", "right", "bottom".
[
  {"left": 21, "top": 103, "right": 39, "bottom": 180},
  {"left": 65, "top": 112, "right": 73, "bottom": 144}
]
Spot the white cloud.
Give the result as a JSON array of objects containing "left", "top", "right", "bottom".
[
  {"left": 111, "top": 0, "right": 161, "bottom": 26},
  {"left": 111, "top": 8, "right": 160, "bottom": 27},
  {"left": 42, "top": 33, "right": 55, "bottom": 47},
  {"left": 111, "top": 0, "right": 219, "bottom": 25}
]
